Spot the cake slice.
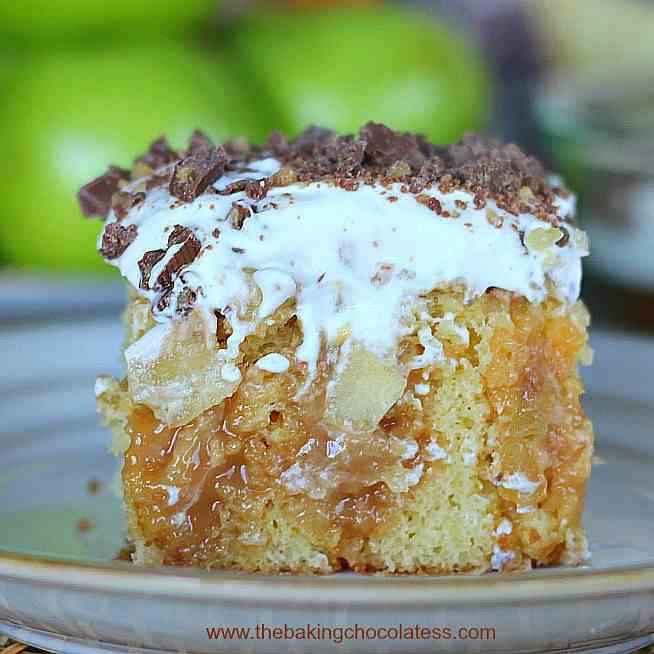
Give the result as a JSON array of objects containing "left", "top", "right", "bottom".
[{"left": 82, "top": 123, "right": 593, "bottom": 574}]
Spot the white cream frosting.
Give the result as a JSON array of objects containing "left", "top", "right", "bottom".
[{"left": 103, "top": 157, "right": 586, "bottom": 374}]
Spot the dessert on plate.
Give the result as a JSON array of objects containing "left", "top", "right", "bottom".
[{"left": 81, "top": 123, "right": 593, "bottom": 574}]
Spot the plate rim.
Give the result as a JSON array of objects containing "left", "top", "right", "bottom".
[
  {"left": 1, "top": 326, "right": 653, "bottom": 608},
  {"left": 1, "top": 550, "right": 653, "bottom": 606}
]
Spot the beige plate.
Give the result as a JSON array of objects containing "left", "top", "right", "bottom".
[{"left": 0, "top": 317, "right": 653, "bottom": 654}]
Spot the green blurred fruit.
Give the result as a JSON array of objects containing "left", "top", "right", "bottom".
[
  {"left": 0, "top": 43, "right": 266, "bottom": 272},
  {"left": 230, "top": 7, "right": 490, "bottom": 142},
  {"left": 0, "top": 0, "right": 217, "bottom": 43}
]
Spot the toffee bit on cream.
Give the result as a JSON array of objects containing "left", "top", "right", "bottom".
[{"left": 84, "top": 124, "right": 587, "bottom": 375}]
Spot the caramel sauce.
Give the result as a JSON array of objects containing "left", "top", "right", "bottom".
[
  {"left": 124, "top": 362, "right": 418, "bottom": 567},
  {"left": 484, "top": 296, "right": 591, "bottom": 561},
  {"left": 122, "top": 292, "right": 591, "bottom": 570}
]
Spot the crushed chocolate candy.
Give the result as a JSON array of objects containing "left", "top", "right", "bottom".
[
  {"left": 187, "top": 129, "right": 214, "bottom": 154},
  {"left": 387, "top": 160, "right": 412, "bottom": 179},
  {"left": 145, "top": 170, "right": 173, "bottom": 191},
  {"left": 175, "top": 286, "right": 198, "bottom": 315},
  {"left": 215, "top": 179, "right": 250, "bottom": 196},
  {"left": 131, "top": 161, "right": 154, "bottom": 180},
  {"left": 111, "top": 190, "right": 146, "bottom": 220},
  {"left": 78, "top": 166, "right": 130, "bottom": 219},
  {"left": 138, "top": 249, "right": 166, "bottom": 290},
  {"left": 244, "top": 178, "right": 270, "bottom": 201},
  {"left": 169, "top": 145, "right": 228, "bottom": 202},
  {"left": 215, "top": 309, "right": 233, "bottom": 344},
  {"left": 99, "top": 222, "right": 138, "bottom": 259},
  {"left": 416, "top": 194, "right": 442, "bottom": 214},
  {"left": 295, "top": 125, "right": 335, "bottom": 149},
  {"left": 80, "top": 123, "right": 571, "bottom": 253},
  {"left": 271, "top": 166, "right": 297, "bottom": 187},
  {"left": 227, "top": 203, "right": 251, "bottom": 230},
  {"left": 155, "top": 288, "right": 173, "bottom": 313},
  {"left": 448, "top": 135, "right": 546, "bottom": 194},
  {"left": 136, "top": 225, "right": 202, "bottom": 297},
  {"left": 361, "top": 122, "right": 425, "bottom": 170},
  {"left": 556, "top": 227, "right": 570, "bottom": 247},
  {"left": 266, "top": 130, "right": 289, "bottom": 156},
  {"left": 167, "top": 224, "right": 194, "bottom": 246},
  {"left": 276, "top": 126, "right": 365, "bottom": 178},
  {"left": 135, "top": 137, "right": 178, "bottom": 170},
  {"left": 418, "top": 157, "right": 446, "bottom": 180},
  {"left": 154, "top": 227, "right": 201, "bottom": 291},
  {"left": 223, "top": 136, "right": 251, "bottom": 158}
]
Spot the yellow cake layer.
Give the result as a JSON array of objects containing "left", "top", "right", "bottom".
[{"left": 97, "top": 285, "right": 593, "bottom": 574}]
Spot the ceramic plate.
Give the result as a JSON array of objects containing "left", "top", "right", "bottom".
[{"left": 1, "top": 317, "right": 653, "bottom": 654}]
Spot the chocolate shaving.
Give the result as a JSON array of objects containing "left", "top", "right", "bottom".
[
  {"left": 169, "top": 145, "right": 228, "bottom": 202},
  {"left": 187, "top": 130, "right": 214, "bottom": 154},
  {"left": 228, "top": 203, "right": 251, "bottom": 230},
  {"left": 155, "top": 289, "right": 173, "bottom": 313},
  {"left": 276, "top": 126, "right": 365, "bottom": 178},
  {"left": 215, "top": 309, "right": 233, "bottom": 344},
  {"left": 416, "top": 194, "right": 442, "bottom": 214},
  {"left": 244, "top": 178, "right": 270, "bottom": 201},
  {"left": 266, "top": 130, "right": 289, "bottom": 156},
  {"left": 167, "top": 224, "right": 193, "bottom": 246},
  {"left": 82, "top": 123, "right": 573, "bottom": 321},
  {"left": 138, "top": 249, "right": 166, "bottom": 290},
  {"left": 556, "top": 227, "right": 570, "bottom": 247},
  {"left": 215, "top": 179, "right": 250, "bottom": 196},
  {"left": 154, "top": 228, "right": 201, "bottom": 291},
  {"left": 223, "top": 137, "right": 251, "bottom": 158},
  {"left": 360, "top": 122, "right": 425, "bottom": 170},
  {"left": 135, "top": 137, "right": 178, "bottom": 169},
  {"left": 81, "top": 124, "right": 560, "bottom": 227},
  {"left": 145, "top": 171, "right": 172, "bottom": 191},
  {"left": 99, "top": 222, "right": 138, "bottom": 259},
  {"left": 447, "top": 134, "right": 546, "bottom": 194},
  {"left": 111, "top": 190, "right": 145, "bottom": 221},
  {"left": 175, "top": 286, "right": 198, "bottom": 315},
  {"left": 271, "top": 166, "right": 297, "bottom": 187},
  {"left": 78, "top": 166, "right": 130, "bottom": 219}
]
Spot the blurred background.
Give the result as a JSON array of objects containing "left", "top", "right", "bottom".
[{"left": 0, "top": 0, "right": 653, "bottom": 332}]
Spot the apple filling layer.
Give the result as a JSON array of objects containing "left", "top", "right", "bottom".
[{"left": 99, "top": 286, "right": 592, "bottom": 573}]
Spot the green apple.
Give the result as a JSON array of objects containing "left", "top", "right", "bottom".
[
  {"left": 229, "top": 7, "right": 490, "bottom": 142},
  {"left": 0, "top": 42, "right": 267, "bottom": 272},
  {"left": 0, "top": 0, "right": 217, "bottom": 43}
]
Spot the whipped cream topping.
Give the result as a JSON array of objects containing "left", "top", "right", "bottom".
[{"left": 102, "top": 156, "right": 587, "bottom": 374}]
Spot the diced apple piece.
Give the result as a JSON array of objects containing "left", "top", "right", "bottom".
[
  {"left": 326, "top": 344, "right": 407, "bottom": 430},
  {"left": 125, "top": 313, "right": 240, "bottom": 426},
  {"left": 123, "top": 295, "right": 156, "bottom": 348}
]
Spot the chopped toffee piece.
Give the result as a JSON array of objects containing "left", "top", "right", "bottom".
[
  {"left": 154, "top": 228, "right": 201, "bottom": 292},
  {"left": 360, "top": 122, "right": 425, "bottom": 169},
  {"left": 81, "top": 123, "right": 569, "bottom": 232},
  {"left": 111, "top": 190, "right": 146, "bottom": 221},
  {"left": 78, "top": 166, "right": 130, "bottom": 219},
  {"left": 138, "top": 249, "right": 166, "bottom": 290},
  {"left": 227, "top": 203, "right": 251, "bottom": 230},
  {"left": 244, "top": 178, "right": 270, "bottom": 201},
  {"left": 135, "top": 137, "right": 179, "bottom": 170},
  {"left": 187, "top": 129, "right": 215, "bottom": 154},
  {"left": 99, "top": 222, "right": 138, "bottom": 259},
  {"left": 169, "top": 146, "right": 228, "bottom": 203}
]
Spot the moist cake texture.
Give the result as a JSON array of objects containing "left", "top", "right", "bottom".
[{"left": 84, "top": 123, "right": 593, "bottom": 574}]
